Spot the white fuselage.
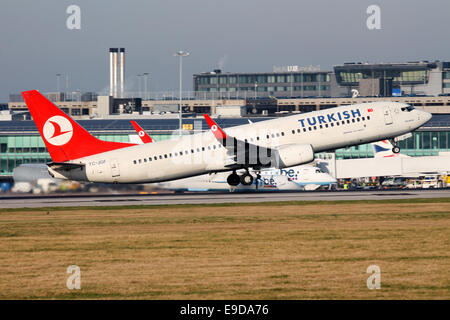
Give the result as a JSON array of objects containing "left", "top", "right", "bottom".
[{"left": 49, "top": 102, "right": 431, "bottom": 184}]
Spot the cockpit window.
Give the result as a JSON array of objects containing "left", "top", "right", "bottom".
[{"left": 401, "top": 105, "right": 415, "bottom": 112}]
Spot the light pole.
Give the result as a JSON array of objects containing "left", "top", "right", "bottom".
[
  {"left": 56, "top": 73, "right": 61, "bottom": 92},
  {"left": 143, "top": 72, "right": 149, "bottom": 100},
  {"left": 137, "top": 74, "right": 142, "bottom": 98},
  {"left": 174, "top": 51, "right": 190, "bottom": 135}
]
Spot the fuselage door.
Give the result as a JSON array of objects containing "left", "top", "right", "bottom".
[
  {"left": 383, "top": 107, "right": 393, "bottom": 125},
  {"left": 110, "top": 159, "right": 120, "bottom": 177}
]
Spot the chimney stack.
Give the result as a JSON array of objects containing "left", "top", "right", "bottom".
[
  {"left": 109, "top": 48, "right": 115, "bottom": 96},
  {"left": 119, "top": 48, "right": 125, "bottom": 98},
  {"left": 109, "top": 48, "right": 126, "bottom": 98}
]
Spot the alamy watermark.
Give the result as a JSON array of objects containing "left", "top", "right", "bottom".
[
  {"left": 366, "top": 5, "right": 381, "bottom": 30},
  {"left": 66, "top": 5, "right": 81, "bottom": 30},
  {"left": 66, "top": 265, "right": 81, "bottom": 290},
  {"left": 366, "top": 264, "right": 381, "bottom": 290}
]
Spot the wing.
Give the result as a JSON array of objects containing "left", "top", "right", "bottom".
[{"left": 203, "top": 114, "right": 276, "bottom": 169}]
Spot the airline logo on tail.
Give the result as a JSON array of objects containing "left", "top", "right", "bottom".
[
  {"left": 138, "top": 130, "right": 145, "bottom": 137},
  {"left": 43, "top": 116, "right": 73, "bottom": 146}
]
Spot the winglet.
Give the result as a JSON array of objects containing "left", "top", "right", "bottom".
[
  {"left": 131, "top": 120, "right": 153, "bottom": 143},
  {"left": 203, "top": 114, "right": 227, "bottom": 140}
]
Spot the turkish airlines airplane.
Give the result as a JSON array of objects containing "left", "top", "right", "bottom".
[{"left": 22, "top": 90, "right": 431, "bottom": 186}]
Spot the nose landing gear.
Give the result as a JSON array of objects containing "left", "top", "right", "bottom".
[
  {"left": 389, "top": 139, "right": 401, "bottom": 154},
  {"left": 392, "top": 146, "right": 400, "bottom": 154}
]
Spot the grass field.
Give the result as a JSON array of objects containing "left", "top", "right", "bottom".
[{"left": 0, "top": 199, "right": 449, "bottom": 299}]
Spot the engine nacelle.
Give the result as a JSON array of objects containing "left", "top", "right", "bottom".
[{"left": 274, "top": 144, "right": 314, "bottom": 168}]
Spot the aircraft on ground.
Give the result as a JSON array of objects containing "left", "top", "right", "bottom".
[{"left": 22, "top": 90, "right": 431, "bottom": 186}]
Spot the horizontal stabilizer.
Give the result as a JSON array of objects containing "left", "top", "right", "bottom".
[{"left": 48, "top": 162, "right": 85, "bottom": 171}]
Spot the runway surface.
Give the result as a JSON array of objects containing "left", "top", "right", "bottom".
[{"left": 1, "top": 189, "right": 450, "bottom": 208}]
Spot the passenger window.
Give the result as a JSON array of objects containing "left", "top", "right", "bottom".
[
  {"left": 367, "top": 116, "right": 371, "bottom": 120},
  {"left": 164, "top": 154, "right": 168, "bottom": 158},
  {"left": 144, "top": 158, "right": 147, "bottom": 162},
  {"left": 325, "top": 124, "right": 328, "bottom": 128},
  {"left": 292, "top": 130, "right": 295, "bottom": 134},
  {"left": 154, "top": 156, "right": 157, "bottom": 160},
  {"left": 133, "top": 160, "right": 136, "bottom": 164},
  {"left": 149, "top": 157, "right": 152, "bottom": 161},
  {"left": 139, "top": 159, "right": 142, "bottom": 163}
]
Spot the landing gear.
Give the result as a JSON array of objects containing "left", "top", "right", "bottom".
[
  {"left": 389, "top": 139, "right": 401, "bottom": 154},
  {"left": 226, "top": 170, "right": 254, "bottom": 186},
  {"left": 254, "top": 172, "right": 262, "bottom": 191},
  {"left": 240, "top": 172, "right": 254, "bottom": 186},
  {"left": 227, "top": 171, "right": 240, "bottom": 186}
]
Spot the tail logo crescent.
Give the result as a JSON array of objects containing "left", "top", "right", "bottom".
[{"left": 43, "top": 116, "right": 73, "bottom": 146}]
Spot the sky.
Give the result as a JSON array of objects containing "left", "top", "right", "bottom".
[{"left": 1, "top": 0, "right": 450, "bottom": 102}]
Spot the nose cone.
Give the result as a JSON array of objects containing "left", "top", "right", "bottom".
[{"left": 420, "top": 110, "right": 432, "bottom": 124}]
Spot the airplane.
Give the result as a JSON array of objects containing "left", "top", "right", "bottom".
[
  {"left": 21, "top": 90, "right": 432, "bottom": 186},
  {"left": 156, "top": 166, "right": 336, "bottom": 192},
  {"left": 129, "top": 120, "right": 336, "bottom": 192}
]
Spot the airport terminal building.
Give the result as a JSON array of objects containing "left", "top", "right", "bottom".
[
  {"left": 7, "top": 61, "right": 450, "bottom": 119},
  {"left": 193, "top": 61, "right": 450, "bottom": 99}
]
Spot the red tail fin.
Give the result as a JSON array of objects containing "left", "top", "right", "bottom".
[
  {"left": 130, "top": 120, "right": 153, "bottom": 143},
  {"left": 22, "top": 90, "right": 134, "bottom": 162}
]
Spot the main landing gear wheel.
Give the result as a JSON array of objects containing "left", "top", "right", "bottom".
[
  {"left": 227, "top": 172, "right": 240, "bottom": 186},
  {"left": 392, "top": 146, "right": 401, "bottom": 154},
  {"left": 240, "top": 172, "right": 254, "bottom": 186}
]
